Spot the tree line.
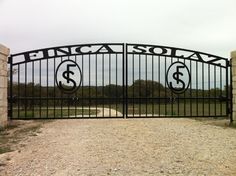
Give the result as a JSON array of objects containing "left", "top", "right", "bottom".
[{"left": 9, "top": 80, "right": 227, "bottom": 108}]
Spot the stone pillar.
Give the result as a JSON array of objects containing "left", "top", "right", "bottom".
[
  {"left": 0, "top": 44, "right": 10, "bottom": 127},
  {"left": 231, "top": 51, "right": 236, "bottom": 123}
]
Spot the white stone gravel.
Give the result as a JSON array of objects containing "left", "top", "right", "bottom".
[{"left": 1, "top": 118, "right": 236, "bottom": 176}]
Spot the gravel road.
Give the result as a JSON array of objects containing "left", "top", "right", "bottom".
[{"left": 1, "top": 118, "right": 236, "bottom": 176}]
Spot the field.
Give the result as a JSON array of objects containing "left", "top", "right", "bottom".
[{"left": 12, "top": 102, "right": 228, "bottom": 119}]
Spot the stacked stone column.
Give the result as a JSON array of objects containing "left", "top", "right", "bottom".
[
  {"left": 231, "top": 51, "right": 236, "bottom": 123},
  {"left": 0, "top": 44, "right": 10, "bottom": 127}
]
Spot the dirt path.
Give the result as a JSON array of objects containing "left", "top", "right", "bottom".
[
  {"left": 70, "top": 107, "right": 123, "bottom": 117},
  {"left": 1, "top": 118, "right": 236, "bottom": 176}
]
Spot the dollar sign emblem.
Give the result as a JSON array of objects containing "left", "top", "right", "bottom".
[
  {"left": 59, "top": 64, "right": 77, "bottom": 91},
  {"left": 166, "top": 62, "right": 190, "bottom": 94},
  {"left": 170, "top": 65, "right": 185, "bottom": 92},
  {"left": 56, "top": 60, "right": 82, "bottom": 94}
]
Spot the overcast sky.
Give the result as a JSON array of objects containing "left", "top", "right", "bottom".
[{"left": 0, "top": 0, "right": 236, "bottom": 58}]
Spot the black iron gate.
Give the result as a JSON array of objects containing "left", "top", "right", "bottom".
[{"left": 8, "top": 43, "right": 232, "bottom": 120}]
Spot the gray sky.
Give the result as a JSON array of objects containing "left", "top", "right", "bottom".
[{"left": 0, "top": 0, "right": 236, "bottom": 58}]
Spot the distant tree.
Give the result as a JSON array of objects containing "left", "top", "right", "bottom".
[
  {"left": 128, "top": 79, "right": 166, "bottom": 97},
  {"left": 104, "top": 84, "right": 123, "bottom": 98}
]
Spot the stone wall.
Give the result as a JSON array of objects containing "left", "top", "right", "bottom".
[{"left": 0, "top": 44, "right": 10, "bottom": 127}]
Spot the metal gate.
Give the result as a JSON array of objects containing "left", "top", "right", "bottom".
[{"left": 8, "top": 43, "right": 232, "bottom": 120}]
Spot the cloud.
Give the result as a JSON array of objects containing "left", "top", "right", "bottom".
[{"left": 0, "top": 0, "right": 235, "bottom": 57}]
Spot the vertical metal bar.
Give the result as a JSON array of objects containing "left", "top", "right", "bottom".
[
  {"left": 226, "top": 63, "right": 229, "bottom": 117},
  {"left": 164, "top": 57, "right": 167, "bottom": 115},
  {"left": 214, "top": 65, "right": 216, "bottom": 116},
  {"left": 75, "top": 56, "right": 77, "bottom": 118},
  {"left": 18, "top": 64, "right": 20, "bottom": 118},
  {"left": 89, "top": 54, "right": 91, "bottom": 118},
  {"left": 145, "top": 55, "right": 148, "bottom": 117},
  {"left": 53, "top": 58, "right": 56, "bottom": 118},
  {"left": 208, "top": 63, "right": 211, "bottom": 116},
  {"left": 9, "top": 57, "right": 13, "bottom": 119},
  {"left": 47, "top": 59, "right": 49, "bottom": 117},
  {"left": 102, "top": 53, "right": 105, "bottom": 117},
  {"left": 229, "top": 61, "right": 233, "bottom": 122},
  {"left": 125, "top": 43, "right": 128, "bottom": 118},
  {"left": 82, "top": 55, "right": 84, "bottom": 118},
  {"left": 202, "top": 62, "right": 204, "bottom": 116},
  {"left": 122, "top": 51, "right": 125, "bottom": 118},
  {"left": 116, "top": 53, "right": 118, "bottom": 117},
  {"left": 184, "top": 59, "right": 186, "bottom": 116},
  {"left": 32, "top": 61, "right": 34, "bottom": 118},
  {"left": 96, "top": 54, "right": 98, "bottom": 118},
  {"left": 177, "top": 58, "right": 179, "bottom": 116},
  {"left": 196, "top": 61, "right": 198, "bottom": 116},
  {"left": 122, "top": 44, "right": 125, "bottom": 118},
  {"left": 152, "top": 55, "right": 154, "bottom": 116},
  {"left": 220, "top": 66, "right": 222, "bottom": 116},
  {"left": 190, "top": 60, "right": 192, "bottom": 116},
  {"left": 60, "top": 57, "right": 63, "bottom": 118},
  {"left": 40, "top": 59, "right": 42, "bottom": 118},
  {"left": 132, "top": 53, "right": 134, "bottom": 117},
  {"left": 68, "top": 95, "right": 70, "bottom": 118},
  {"left": 158, "top": 56, "right": 160, "bottom": 117},
  {"left": 67, "top": 57, "right": 70, "bottom": 118},
  {"left": 139, "top": 54, "right": 141, "bottom": 116},
  {"left": 25, "top": 62, "right": 27, "bottom": 118},
  {"left": 171, "top": 57, "right": 173, "bottom": 115},
  {"left": 109, "top": 53, "right": 111, "bottom": 117}
]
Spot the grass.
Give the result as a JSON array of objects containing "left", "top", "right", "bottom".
[
  {"left": 0, "top": 121, "right": 47, "bottom": 154},
  {"left": 16, "top": 125, "right": 41, "bottom": 134},
  {"left": 0, "top": 125, "right": 15, "bottom": 154},
  {"left": 103, "top": 102, "right": 228, "bottom": 117},
  {"left": 13, "top": 108, "right": 97, "bottom": 119},
  {"left": 132, "top": 102, "right": 226, "bottom": 116},
  {"left": 12, "top": 102, "right": 228, "bottom": 118},
  {"left": 229, "top": 123, "right": 236, "bottom": 128},
  {"left": 0, "top": 129, "right": 11, "bottom": 154},
  {"left": 0, "top": 147, "right": 12, "bottom": 154},
  {"left": 0, "top": 123, "right": 18, "bottom": 132}
]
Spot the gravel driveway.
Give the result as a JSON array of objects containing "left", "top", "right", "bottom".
[{"left": 1, "top": 118, "right": 236, "bottom": 176}]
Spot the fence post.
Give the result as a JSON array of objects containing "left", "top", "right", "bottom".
[
  {"left": 0, "top": 44, "right": 10, "bottom": 127},
  {"left": 231, "top": 50, "right": 236, "bottom": 123}
]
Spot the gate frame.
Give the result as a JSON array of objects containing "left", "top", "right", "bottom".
[
  {"left": 125, "top": 43, "right": 232, "bottom": 119},
  {"left": 6, "top": 43, "right": 233, "bottom": 120}
]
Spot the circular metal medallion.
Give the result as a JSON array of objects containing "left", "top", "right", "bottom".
[
  {"left": 166, "top": 61, "right": 191, "bottom": 94},
  {"left": 55, "top": 60, "right": 82, "bottom": 94}
]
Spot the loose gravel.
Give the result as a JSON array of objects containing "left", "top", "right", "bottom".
[{"left": 0, "top": 118, "right": 236, "bottom": 176}]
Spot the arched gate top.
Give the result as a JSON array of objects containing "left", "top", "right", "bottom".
[{"left": 8, "top": 43, "right": 229, "bottom": 67}]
